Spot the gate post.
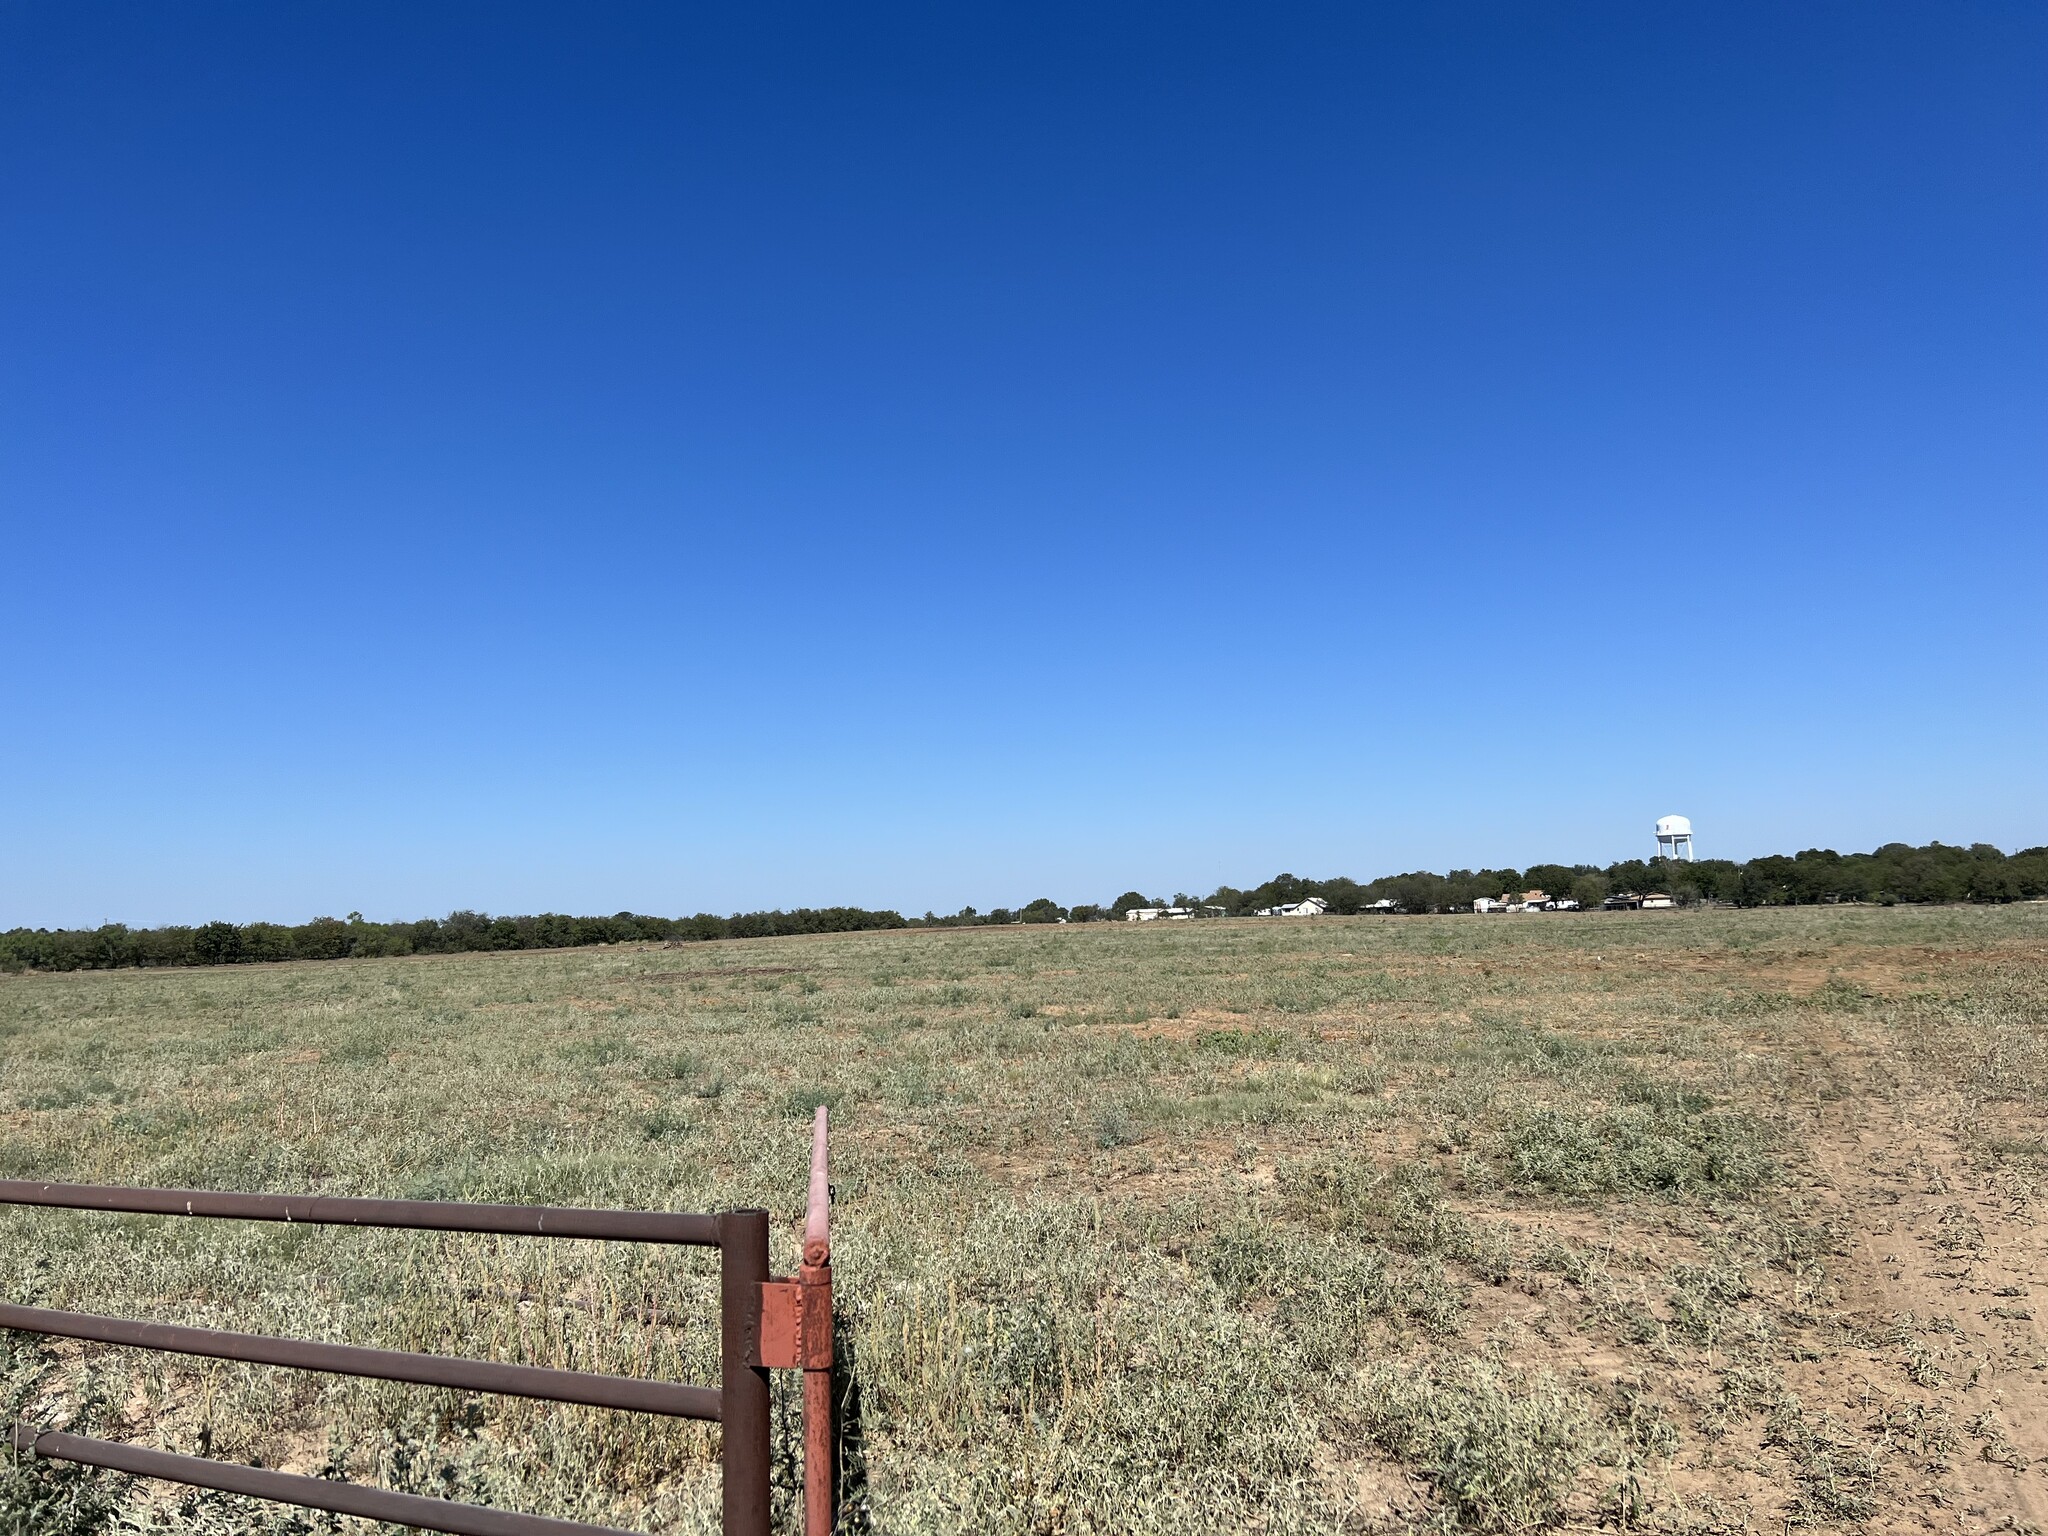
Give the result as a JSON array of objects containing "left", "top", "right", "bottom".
[
  {"left": 801, "top": 1106, "right": 834, "bottom": 1536},
  {"left": 718, "top": 1208, "right": 771, "bottom": 1536}
]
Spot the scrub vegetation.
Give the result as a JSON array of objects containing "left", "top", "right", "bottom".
[{"left": 0, "top": 904, "right": 2044, "bottom": 1533}]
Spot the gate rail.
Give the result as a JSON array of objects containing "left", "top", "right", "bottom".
[{"left": 0, "top": 1106, "right": 837, "bottom": 1536}]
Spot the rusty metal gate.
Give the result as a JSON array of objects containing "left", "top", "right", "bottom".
[{"left": 0, "top": 1107, "right": 838, "bottom": 1536}]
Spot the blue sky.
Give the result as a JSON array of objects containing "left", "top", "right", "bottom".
[{"left": 3, "top": 2, "right": 2043, "bottom": 926}]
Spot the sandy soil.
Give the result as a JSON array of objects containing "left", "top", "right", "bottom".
[{"left": 1796, "top": 1091, "right": 2048, "bottom": 1533}]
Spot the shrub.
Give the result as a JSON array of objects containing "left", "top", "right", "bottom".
[{"left": 1359, "top": 1357, "right": 1591, "bottom": 1532}]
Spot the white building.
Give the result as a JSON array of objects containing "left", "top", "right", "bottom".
[
  {"left": 1473, "top": 897, "right": 1505, "bottom": 914},
  {"left": 1125, "top": 907, "right": 1166, "bottom": 922},
  {"left": 1254, "top": 897, "right": 1329, "bottom": 917}
]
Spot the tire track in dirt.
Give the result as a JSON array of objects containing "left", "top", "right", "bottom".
[{"left": 1803, "top": 1095, "right": 2048, "bottom": 1532}]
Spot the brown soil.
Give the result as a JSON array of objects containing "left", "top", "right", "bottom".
[{"left": 1791, "top": 1090, "right": 2048, "bottom": 1532}]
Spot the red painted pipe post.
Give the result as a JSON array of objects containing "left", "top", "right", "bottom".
[
  {"left": 718, "top": 1207, "right": 771, "bottom": 1536},
  {"left": 801, "top": 1106, "right": 834, "bottom": 1536}
]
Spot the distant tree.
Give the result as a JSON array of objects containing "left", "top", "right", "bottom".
[
  {"left": 2010, "top": 848, "right": 2048, "bottom": 899},
  {"left": 191, "top": 921, "right": 245, "bottom": 965},
  {"left": 1605, "top": 859, "right": 1655, "bottom": 896},
  {"left": 241, "top": 923, "right": 296, "bottom": 962},
  {"left": 441, "top": 911, "right": 493, "bottom": 950},
  {"left": 1379, "top": 872, "right": 1449, "bottom": 913},
  {"left": 350, "top": 925, "right": 411, "bottom": 958},
  {"left": 1318, "top": 877, "right": 1365, "bottom": 914},
  {"left": 1243, "top": 874, "right": 1311, "bottom": 913},
  {"left": 297, "top": 917, "right": 353, "bottom": 960},
  {"left": 9, "top": 838, "right": 2045, "bottom": 977},
  {"left": 1441, "top": 868, "right": 1518, "bottom": 908},
  {"left": 1685, "top": 860, "right": 1744, "bottom": 903},
  {"left": 1522, "top": 865, "right": 1582, "bottom": 896}
]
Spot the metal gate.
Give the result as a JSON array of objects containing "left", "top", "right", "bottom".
[{"left": 0, "top": 1107, "right": 838, "bottom": 1536}]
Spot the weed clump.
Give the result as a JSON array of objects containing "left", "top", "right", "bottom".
[
  {"left": 1358, "top": 1357, "right": 1591, "bottom": 1532},
  {"left": 1093, "top": 1106, "right": 1139, "bottom": 1148},
  {"left": 1203, "top": 1218, "right": 1466, "bottom": 1340},
  {"left": 1282, "top": 1160, "right": 1507, "bottom": 1273},
  {"left": 1495, "top": 1101, "right": 1773, "bottom": 1197},
  {"left": 780, "top": 1086, "right": 843, "bottom": 1119},
  {"left": 0, "top": 1349, "right": 118, "bottom": 1536},
  {"left": 1768, "top": 1399, "right": 1883, "bottom": 1523}
]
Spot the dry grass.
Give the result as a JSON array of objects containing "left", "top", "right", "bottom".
[{"left": 1, "top": 904, "right": 2045, "bottom": 1533}]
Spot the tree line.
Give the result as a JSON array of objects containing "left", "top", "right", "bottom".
[
  {"left": 921, "top": 839, "right": 2048, "bottom": 925},
  {"left": 0, "top": 906, "right": 907, "bottom": 974},
  {"left": 4, "top": 839, "right": 2042, "bottom": 974}
]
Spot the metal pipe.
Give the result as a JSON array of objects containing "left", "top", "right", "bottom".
[
  {"left": 8, "top": 1425, "right": 643, "bottom": 1536},
  {"left": 0, "top": 1303, "right": 719, "bottom": 1421},
  {"left": 801, "top": 1267, "right": 833, "bottom": 1536},
  {"left": 803, "top": 1106, "right": 830, "bottom": 1268},
  {"left": 717, "top": 1209, "right": 771, "bottom": 1536},
  {"left": 802, "top": 1105, "right": 833, "bottom": 1535},
  {"left": 0, "top": 1181, "right": 719, "bottom": 1246}
]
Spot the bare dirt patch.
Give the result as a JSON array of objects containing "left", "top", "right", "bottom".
[{"left": 1796, "top": 1094, "right": 2048, "bottom": 1531}]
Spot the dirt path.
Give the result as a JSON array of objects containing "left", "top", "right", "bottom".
[{"left": 1799, "top": 1091, "right": 2048, "bottom": 1533}]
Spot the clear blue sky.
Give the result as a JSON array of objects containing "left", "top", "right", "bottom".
[{"left": 3, "top": 2, "right": 2043, "bottom": 927}]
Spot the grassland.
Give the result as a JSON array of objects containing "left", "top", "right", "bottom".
[{"left": 1, "top": 904, "right": 2045, "bottom": 1534}]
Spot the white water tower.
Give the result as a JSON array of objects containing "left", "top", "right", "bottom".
[{"left": 1655, "top": 815, "right": 1695, "bottom": 862}]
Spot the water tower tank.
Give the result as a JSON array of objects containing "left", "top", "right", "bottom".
[{"left": 1654, "top": 815, "right": 1696, "bottom": 862}]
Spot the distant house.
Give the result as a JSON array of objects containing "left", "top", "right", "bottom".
[
  {"left": 1552, "top": 898, "right": 1582, "bottom": 911},
  {"left": 1640, "top": 893, "right": 1677, "bottom": 910},
  {"left": 1129, "top": 905, "right": 1227, "bottom": 922},
  {"left": 1472, "top": 897, "right": 1505, "bottom": 914},
  {"left": 1254, "top": 896, "right": 1330, "bottom": 918},
  {"left": 1363, "top": 898, "right": 1398, "bottom": 912},
  {"left": 1603, "top": 893, "right": 1643, "bottom": 911}
]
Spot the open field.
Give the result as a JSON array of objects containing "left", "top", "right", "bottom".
[{"left": 2, "top": 905, "right": 2046, "bottom": 1534}]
